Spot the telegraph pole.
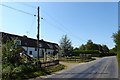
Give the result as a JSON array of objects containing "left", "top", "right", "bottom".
[{"left": 37, "top": 6, "right": 40, "bottom": 61}]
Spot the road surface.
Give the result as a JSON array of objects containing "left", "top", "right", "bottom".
[{"left": 38, "top": 56, "right": 118, "bottom": 79}]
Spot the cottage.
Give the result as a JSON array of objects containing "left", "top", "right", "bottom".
[{"left": 0, "top": 32, "right": 60, "bottom": 59}]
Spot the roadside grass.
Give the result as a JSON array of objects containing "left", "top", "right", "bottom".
[
  {"left": 59, "top": 57, "right": 96, "bottom": 63},
  {"left": 116, "top": 54, "right": 120, "bottom": 67},
  {"left": 116, "top": 53, "right": 120, "bottom": 78},
  {"left": 0, "top": 46, "right": 2, "bottom": 79},
  {"left": 9, "top": 64, "right": 65, "bottom": 79}
]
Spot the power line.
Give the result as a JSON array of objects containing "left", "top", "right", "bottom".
[
  {"left": 43, "top": 18, "right": 86, "bottom": 43},
  {"left": 0, "top": 4, "right": 35, "bottom": 16},
  {"left": 17, "top": 3, "right": 36, "bottom": 9},
  {"left": 27, "top": 16, "right": 36, "bottom": 34},
  {"left": 42, "top": 10, "right": 87, "bottom": 42},
  {"left": 43, "top": 19, "right": 67, "bottom": 34},
  {"left": 14, "top": 3, "right": 87, "bottom": 42}
]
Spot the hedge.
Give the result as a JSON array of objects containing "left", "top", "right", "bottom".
[{"left": 73, "top": 50, "right": 100, "bottom": 56}]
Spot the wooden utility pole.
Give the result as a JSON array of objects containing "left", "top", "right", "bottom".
[{"left": 37, "top": 6, "right": 40, "bottom": 61}]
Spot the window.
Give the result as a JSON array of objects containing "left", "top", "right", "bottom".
[
  {"left": 48, "top": 52, "right": 50, "bottom": 54},
  {"left": 29, "top": 51, "right": 32, "bottom": 55},
  {"left": 14, "top": 40, "right": 21, "bottom": 45},
  {"left": 35, "top": 48, "right": 37, "bottom": 51}
]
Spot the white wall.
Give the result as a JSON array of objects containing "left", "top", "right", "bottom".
[
  {"left": 47, "top": 49, "right": 54, "bottom": 55},
  {"left": 22, "top": 46, "right": 55, "bottom": 58},
  {"left": 22, "top": 46, "right": 42, "bottom": 57}
]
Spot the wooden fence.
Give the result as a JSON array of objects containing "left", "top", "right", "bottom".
[{"left": 41, "top": 60, "right": 59, "bottom": 68}]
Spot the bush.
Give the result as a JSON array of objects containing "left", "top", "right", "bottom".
[
  {"left": 99, "top": 52, "right": 117, "bottom": 57},
  {"left": 2, "top": 64, "right": 14, "bottom": 79},
  {"left": 45, "top": 64, "right": 65, "bottom": 73},
  {"left": 73, "top": 50, "right": 100, "bottom": 56}
]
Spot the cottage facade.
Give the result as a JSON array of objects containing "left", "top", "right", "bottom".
[{"left": 0, "top": 32, "right": 60, "bottom": 58}]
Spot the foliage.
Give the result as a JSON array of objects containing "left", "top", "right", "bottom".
[
  {"left": 2, "top": 40, "right": 65, "bottom": 79},
  {"left": 2, "top": 40, "right": 24, "bottom": 66},
  {"left": 99, "top": 52, "right": 116, "bottom": 57},
  {"left": 59, "top": 35, "right": 73, "bottom": 56},
  {"left": 109, "top": 46, "right": 117, "bottom": 53},
  {"left": 79, "top": 44, "right": 86, "bottom": 50},
  {"left": 79, "top": 40, "right": 109, "bottom": 54},
  {"left": 45, "top": 64, "right": 65, "bottom": 74},
  {"left": 112, "top": 30, "right": 120, "bottom": 66},
  {"left": 73, "top": 50, "right": 100, "bottom": 56},
  {"left": 2, "top": 40, "right": 39, "bottom": 79}
]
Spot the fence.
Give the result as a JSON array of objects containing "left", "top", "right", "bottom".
[{"left": 41, "top": 60, "right": 59, "bottom": 68}]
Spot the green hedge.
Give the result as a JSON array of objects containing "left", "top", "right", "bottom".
[
  {"left": 73, "top": 50, "right": 116, "bottom": 57},
  {"left": 99, "top": 52, "right": 117, "bottom": 57},
  {"left": 73, "top": 50, "right": 100, "bottom": 56}
]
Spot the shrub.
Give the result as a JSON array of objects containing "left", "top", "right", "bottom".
[
  {"left": 2, "top": 64, "right": 14, "bottom": 79},
  {"left": 73, "top": 50, "right": 100, "bottom": 56}
]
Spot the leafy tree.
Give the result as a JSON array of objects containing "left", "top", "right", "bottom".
[
  {"left": 109, "top": 46, "right": 117, "bottom": 53},
  {"left": 79, "top": 44, "right": 86, "bottom": 50},
  {"left": 59, "top": 35, "right": 73, "bottom": 56},
  {"left": 2, "top": 40, "right": 22, "bottom": 79},
  {"left": 74, "top": 47, "right": 79, "bottom": 51},
  {"left": 86, "top": 40, "right": 94, "bottom": 50},
  {"left": 112, "top": 30, "right": 120, "bottom": 66},
  {"left": 2, "top": 40, "right": 24, "bottom": 66},
  {"left": 102, "top": 45, "right": 109, "bottom": 53},
  {"left": 79, "top": 40, "right": 109, "bottom": 55}
]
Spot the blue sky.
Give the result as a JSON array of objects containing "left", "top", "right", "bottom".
[{"left": 0, "top": 2, "right": 118, "bottom": 49}]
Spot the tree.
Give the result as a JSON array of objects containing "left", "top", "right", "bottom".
[
  {"left": 102, "top": 45, "right": 109, "bottom": 53},
  {"left": 59, "top": 35, "right": 73, "bottom": 56},
  {"left": 74, "top": 47, "right": 79, "bottom": 51},
  {"left": 86, "top": 40, "right": 94, "bottom": 50},
  {"left": 79, "top": 44, "right": 86, "bottom": 50},
  {"left": 112, "top": 30, "right": 120, "bottom": 66},
  {"left": 79, "top": 40, "right": 109, "bottom": 54},
  {"left": 2, "top": 40, "right": 25, "bottom": 79}
]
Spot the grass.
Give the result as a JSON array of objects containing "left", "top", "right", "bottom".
[
  {"left": 44, "top": 64, "right": 65, "bottom": 74},
  {"left": 59, "top": 57, "right": 96, "bottom": 63},
  {"left": 10, "top": 64, "right": 65, "bottom": 79},
  {"left": 116, "top": 54, "right": 120, "bottom": 67}
]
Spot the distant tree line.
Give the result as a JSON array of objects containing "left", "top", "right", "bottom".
[{"left": 59, "top": 35, "right": 116, "bottom": 57}]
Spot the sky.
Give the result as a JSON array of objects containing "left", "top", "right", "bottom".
[{"left": 0, "top": 2, "right": 118, "bottom": 49}]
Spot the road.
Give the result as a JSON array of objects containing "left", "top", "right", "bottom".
[{"left": 39, "top": 56, "right": 118, "bottom": 79}]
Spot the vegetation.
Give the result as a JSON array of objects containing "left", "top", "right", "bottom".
[
  {"left": 2, "top": 40, "right": 65, "bottom": 79},
  {"left": 44, "top": 64, "right": 65, "bottom": 74},
  {"left": 79, "top": 40, "right": 109, "bottom": 53},
  {"left": 59, "top": 56, "right": 96, "bottom": 63},
  {"left": 59, "top": 35, "right": 73, "bottom": 56},
  {"left": 78, "top": 40, "right": 116, "bottom": 57},
  {"left": 112, "top": 30, "right": 120, "bottom": 66},
  {"left": 59, "top": 37, "right": 115, "bottom": 63},
  {"left": 73, "top": 50, "right": 100, "bottom": 55}
]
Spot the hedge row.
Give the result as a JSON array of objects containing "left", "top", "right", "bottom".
[
  {"left": 73, "top": 50, "right": 100, "bottom": 55},
  {"left": 73, "top": 50, "right": 116, "bottom": 57}
]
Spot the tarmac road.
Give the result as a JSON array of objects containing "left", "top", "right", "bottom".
[{"left": 42, "top": 56, "right": 118, "bottom": 79}]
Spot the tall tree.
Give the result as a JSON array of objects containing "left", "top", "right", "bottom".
[
  {"left": 59, "top": 35, "right": 73, "bottom": 56},
  {"left": 86, "top": 40, "right": 94, "bottom": 50},
  {"left": 112, "top": 30, "right": 120, "bottom": 65},
  {"left": 79, "top": 44, "right": 86, "bottom": 50},
  {"left": 102, "top": 45, "right": 109, "bottom": 53}
]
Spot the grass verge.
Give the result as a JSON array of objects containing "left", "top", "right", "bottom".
[
  {"left": 13, "top": 64, "right": 65, "bottom": 79},
  {"left": 59, "top": 57, "right": 96, "bottom": 63}
]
